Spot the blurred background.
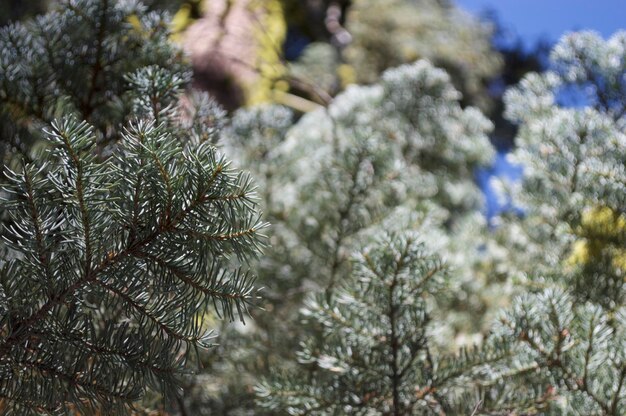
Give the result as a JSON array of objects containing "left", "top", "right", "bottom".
[{"left": 1, "top": 0, "right": 623, "bottom": 222}]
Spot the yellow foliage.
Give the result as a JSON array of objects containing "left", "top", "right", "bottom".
[
  {"left": 400, "top": 45, "right": 419, "bottom": 62},
  {"left": 126, "top": 14, "right": 142, "bottom": 32},
  {"left": 613, "top": 250, "right": 626, "bottom": 271},
  {"left": 566, "top": 240, "right": 591, "bottom": 267},
  {"left": 245, "top": 0, "right": 287, "bottom": 106},
  {"left": 580, "top": 205, "right": 626, "bottom": 239},
  {"left": 337, "top": 64, "right": 357, "bottom": 87},
  {"left": 565, "top": 206, "right": 626, "bottom": 272},
  {"left": 170, "top": 0, "right": 206, "bottom": 42},
  {"left": 171, "top": 4, "right": 192, "bottom": 38}
]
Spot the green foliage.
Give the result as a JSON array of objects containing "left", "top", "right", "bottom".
[
  {"left": 221, "top": 30, "right": 626, "bottom": 416},
  {"left": 205, "top": 59, "right": 500, "bottom": 413},
  {"left": 288, "top": 42, "right": 342, "bottom": 96},
  {"left": 0, "top": 81, "right": 267, "bottom": 414},
  {"left": 479, "top": 31, "right": 626, "bottom": 415},
  {"left": 344, "top": 0, "right": 502, "bottom": 110},
  {"left": 0, "top": 0, "right": 183, "bottom": 164},
  {"left": 257, "top": 231, "right": 511, "bottom": 415},
  {"left": 492, "top": 31, "right": 626, "bottom": 295},
  {"left": 226, "top": 60, "right": 494, "bottom": 317},
  {"left": 0, "top": 1, "right": 267, "bottom": 413},
  {"left": 2, "top": 0, "right": 624, "bottom": 414}
]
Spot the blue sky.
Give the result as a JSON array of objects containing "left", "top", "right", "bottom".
[
  {"left": 456, "top": 0, "right": 625, "bottom": 46},
  {"left": 455, "top": 1, "right": 625, "bottom": 222}
]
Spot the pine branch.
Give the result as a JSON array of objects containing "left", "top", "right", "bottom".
[{"left": 0, "top": 63, "right": 264, "bottom": 413}]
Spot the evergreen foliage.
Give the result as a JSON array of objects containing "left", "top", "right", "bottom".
[
  {"left": 0, "top": 0, "right": 183, "bottom": 164},
  {"left": 225, "top": 59, "right": 495, "bottom": 331},
  {"left": 230, "top": 30, "right": 626, "bottom": 416},
  {"left": 477, "top": 31, "right": 626, "bottom": 415},
  {"left": 257, "top": 231, "right": 510, "bottom": 415},
  {"left": 281, "top": 0, "right": 503, "bottom": 111},
  {"left": 0, "top": 1, "right": 267, "bottom": 413},
  {"left": 1, "top": 0, "right": 624, "bottom": 414},
  {"left": 491, "top": 31, "right": 626, "bottom": 291},
  {"left": 209, "top": 59, "right": 501, "bottom": 413},
  {"left": 343, "top": 0, "right": 502, "bottom": 110}
]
